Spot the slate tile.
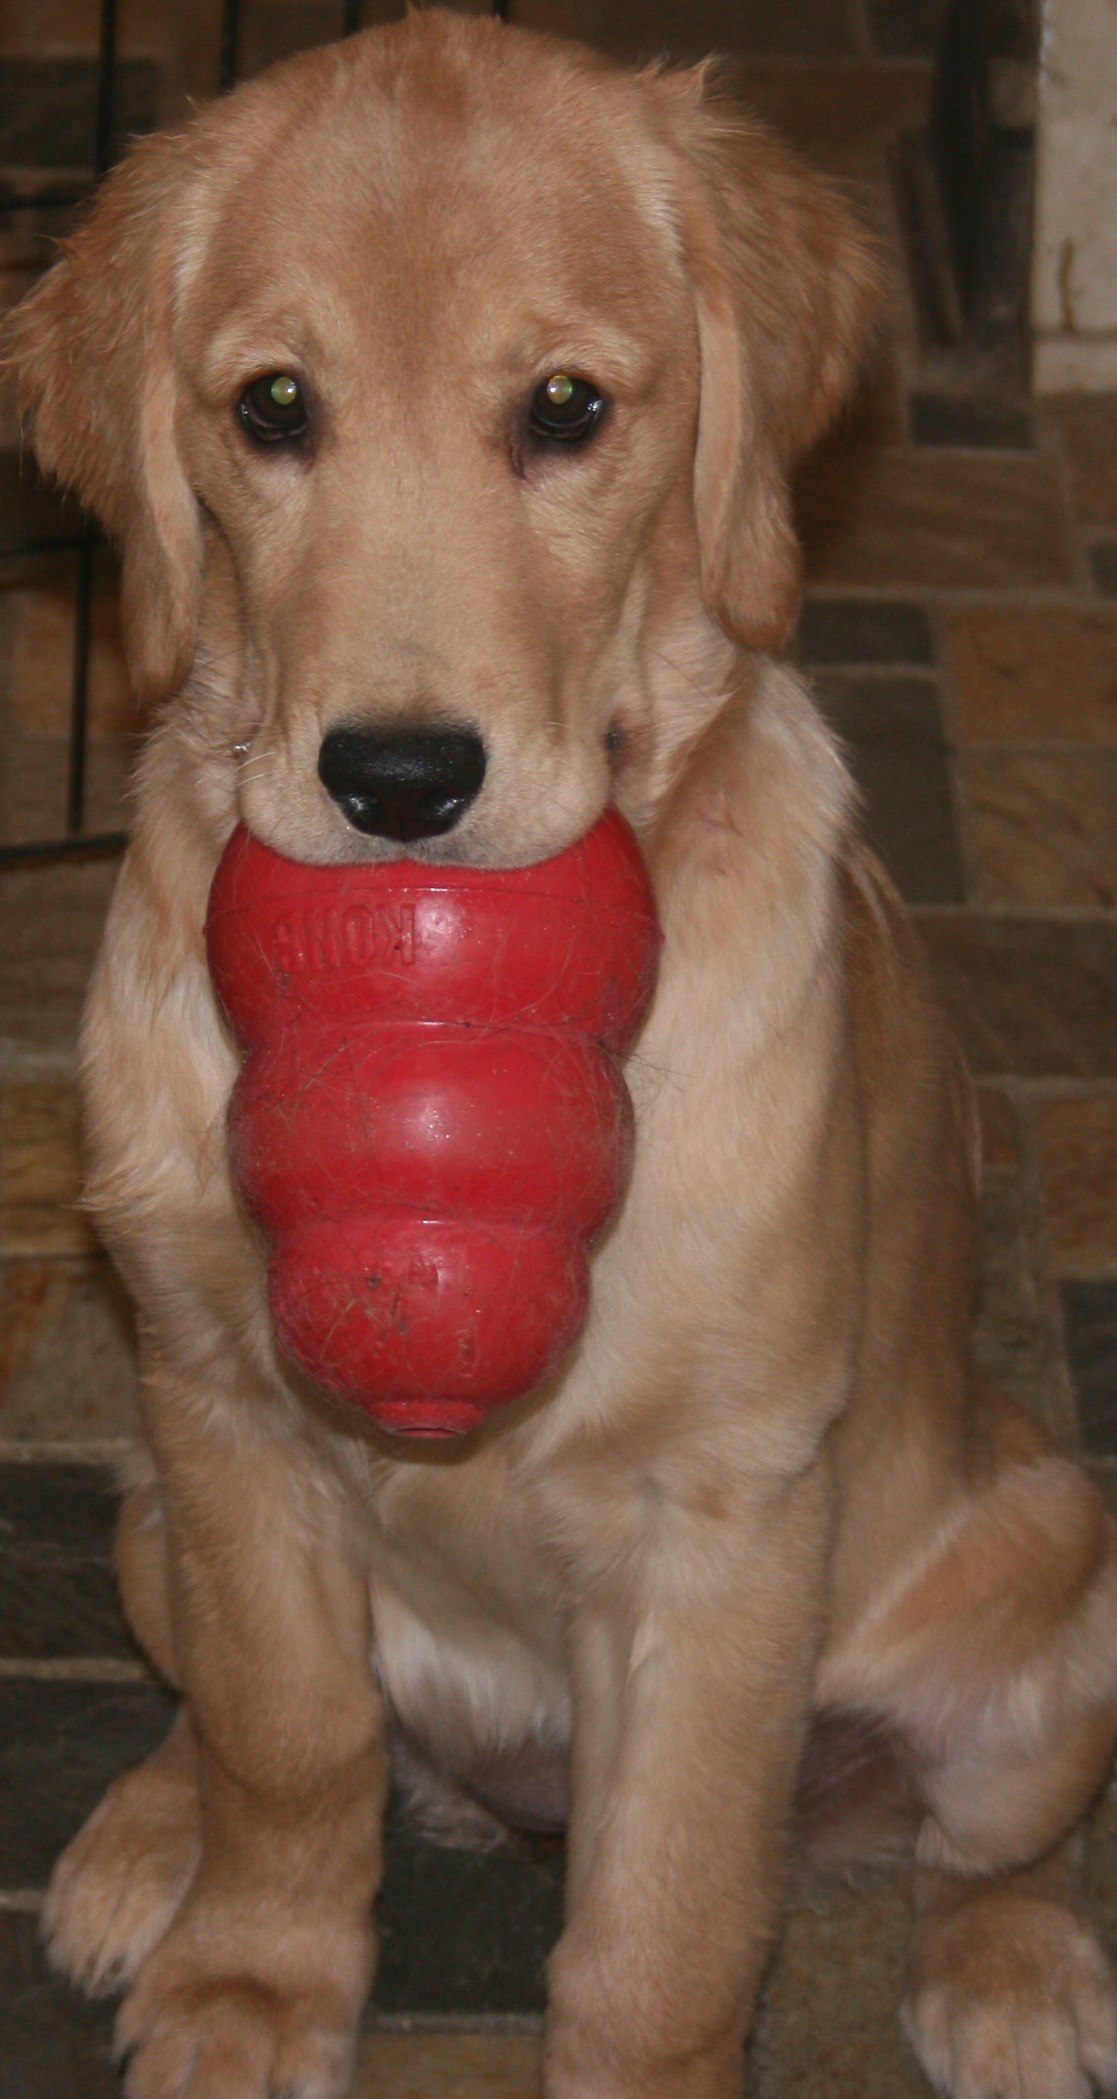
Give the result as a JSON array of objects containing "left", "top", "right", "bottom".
[
  {"left": 796, "top": 598, "right": 934, "bottom": 667},
  {"left": 1061, "top": 1281, "right": 1117, "bottom": 1459},
  {"left": 1090, "top": 540, "right": 1117, "bottom": 600},
  {"left": 377, "top": 1815, "right": 563, "bottom": 2017},
  {"left": 0, "top": 1912, "right": 119, "bottom": 2099},
  {"left": 815, "top": 671, "right": 965, "bottom": 905},
  {"left": 0, "top": 1462, "right": 128, "bottom": 1661},
  {"left": 910, "top": 394, "right": 1033, "bottom": 450},
  {"left": 0, "top": 1671, "right": 563, "bottom": 2011},
  {"left": 918, "top": 914, "right": 1117, "bottom": 1078},
  {"left": 0, "top": 1678, "right": 174, "bottom": 1889}
]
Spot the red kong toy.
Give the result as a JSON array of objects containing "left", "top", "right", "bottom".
[{"left": 205, "top": 811, "right": 661, "bottom": 1437}]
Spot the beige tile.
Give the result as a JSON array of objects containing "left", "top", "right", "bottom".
[
  {"left": 0, "top": 858, "right": 116, "bottom": 1072},
  {"left": 798, "top": 449, "right": 1077, "bottom": 593},
  {"left": 0, "top": 1256, "right": 138, "bottom": 1441},
  {"left": 756, "top": 1882, "right": 926, "bottom": 2099},
  {"left": 960, "top": 749, "right": 1117, "bottom": 909},
  {"left": 1035, "top": 1096, "right": 1117, "bottom": 1280},
  {"left": 0, "top": 1081, "right": 94, "bottom": 1255},
  {"left": 945, "top": 605, "right": 1117, "bottom": 747},
  {"left": 352, "top": 2033, "right": 541, "bottom": 2098},
  {"left": 1037, "top": 393, "right": 1117, "bottom": 531}
]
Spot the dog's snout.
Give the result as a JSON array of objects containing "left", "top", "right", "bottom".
[{"left": 318, "top": 725, "right": 487, "bottom": 842}]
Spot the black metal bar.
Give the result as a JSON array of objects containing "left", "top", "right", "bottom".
[
  {"left": 93, "top": 0, "right": 120, "bottom": 177},
  {"left": 49, "top": 0, "right": 119, "bottom": 844},
  {"left": 219, "top": 0, "right": 242, "bottom": 92}
]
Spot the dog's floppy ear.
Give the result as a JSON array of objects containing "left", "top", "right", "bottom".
[
  {"left": 654, "top": 68, "right": 879, "bottom": 652},
  {"left": 5, "top": 129, "right": 202, "bottom": 702}
]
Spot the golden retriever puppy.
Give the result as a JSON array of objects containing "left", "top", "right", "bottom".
[{"left": 8, "top": 12, "right": 1117, "bottom": 2098}]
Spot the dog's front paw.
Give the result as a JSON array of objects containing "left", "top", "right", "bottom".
[
  {"left": 113, "top": 1904, "right": 372, "bottom": 2099},
  {"left": 43, "top": 1725, "right": 201, "bottom": 1997},
  {"left": 903, "top": 1889, "right": 1117, "bottom": 2099}
]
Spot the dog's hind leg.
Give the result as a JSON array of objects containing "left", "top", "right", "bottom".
[
  {"left": 901, "top": 1669, "right": 1117, "bottom": 2098},
  {"left": 903, "top": 1837, "right": 1117, "bottom": 2099},
  {"left": 43, "top": 1473, "right": 202, "bottom": 1994},
  {"left": 821, "top": 1426, "right": 1117, "bottom": 2097}
]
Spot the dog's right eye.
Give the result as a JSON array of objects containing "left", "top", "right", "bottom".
[{"left": 238, "top": 372, "right": 310, "bottom": 447}]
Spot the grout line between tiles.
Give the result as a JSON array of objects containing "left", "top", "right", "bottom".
[
  {"left": 0, "top": 1656, "right": 150, "bottom": 1682},
  {"left": 368, "top": 2012, "right": 544, "bottom": 2036},
  {"left": 910, "top": 901, "right": 1117, "bottom": 923},
  {"left": 801, "top": 584, "right": 1117, "bottom": 610},
  {"left": 0, "top": 1439, "right": 129, "bottom": 1463},
  {"left": 0, "top": 1888, "right": 42, "bottom": 1913},
  {"left": 803, "top": 661, "right": 938, "bottom": 678}
]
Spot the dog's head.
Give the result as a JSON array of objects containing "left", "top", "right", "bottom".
[{"left": 6, "top": 10, "right": 875, "bottom": 866}]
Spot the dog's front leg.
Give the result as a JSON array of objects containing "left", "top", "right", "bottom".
[
  {"left": 113, "top": 1367, "right": 385, "bottom": 2099},
  {"left": 547, "top": 1464, "right": 830, "bottom": 2099}
]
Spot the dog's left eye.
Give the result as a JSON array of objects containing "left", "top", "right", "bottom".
[
  {"left": 238, "top": 372, "right": 310, "bottom": 446},
  {"left": 529, "top": 372, "right": 606, "bottom": 447}
]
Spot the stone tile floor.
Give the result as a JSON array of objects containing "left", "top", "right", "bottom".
[{"left": 1, "top": 0, "right": 1117, "bottom": 2092}]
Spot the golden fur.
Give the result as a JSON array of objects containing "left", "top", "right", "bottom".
[{"left": 7, "top": 14, "right": 1117, "bottom": 2097}]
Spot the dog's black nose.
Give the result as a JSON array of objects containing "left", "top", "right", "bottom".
[{"left": 318, "top": 725, "right": 486, "bottom": 842}]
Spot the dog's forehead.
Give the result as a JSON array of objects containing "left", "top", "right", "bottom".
[{"left": 182, "top": 25, "right": 686, "bottom": 378}]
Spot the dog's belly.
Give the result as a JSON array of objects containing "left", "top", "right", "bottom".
[
  {"left": 462, "top": 1741, "right": 570, "bottom": 1831},
  {"left": 370, "top": 1562, "right": 572, "bottom": 1832}
]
